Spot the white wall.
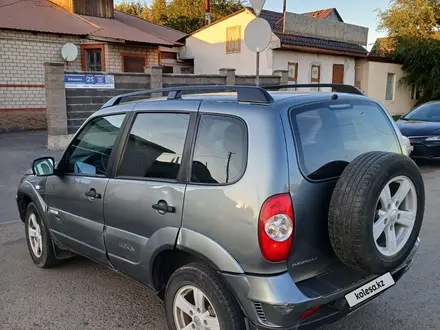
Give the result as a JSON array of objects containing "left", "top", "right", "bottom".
[
  {"left": 355, "top": 59, "right": 417, "bottom": 116},
  {"left": 182, "top": 10, "right": 275, "bottom": 75},
  {"left": 182, "top": 8, "right": 358, "bottom": 83},
  {"left": 273, "top": 50, "right": 355, "bottom": 88}
]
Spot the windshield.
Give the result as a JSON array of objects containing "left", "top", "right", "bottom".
[
  {"left": 290, "top": 100, "right": 402, "bottom": 180},
  {"left": 403, "top": 103, "right": 440, "bottom": 122}
]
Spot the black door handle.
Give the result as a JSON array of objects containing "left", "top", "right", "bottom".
[
  {"left": 85, "top": 188, "right": 102, "bottom": 199},
  {"left": 152, "top": 201, "right": 176, "bottom": 214}
]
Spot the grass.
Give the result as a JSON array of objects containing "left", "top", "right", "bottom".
[{"left": 392, "top": 115, "right": 402, "bottom": 121}]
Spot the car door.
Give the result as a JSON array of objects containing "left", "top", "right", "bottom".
[
  {"left": 103, "top": 102, "right": 198, "bottom": 284},
  {"left": 45, "top": 113, "right": 127, "bottom": 265}
]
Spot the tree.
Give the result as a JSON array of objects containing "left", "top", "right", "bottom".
[
  {"left": 116, "top": 0, "right": 246, "bottom": 34},
  {"left": 115, "top": 0, "right": 150, "bottom": 20},
  {"left": 376, "top": 0, "right": 440, "bottom": 103},
  {"left": 149, "top": 0, "right": 168, "bottom": 25},
  {"left": 377, "top": 0, "right": 440, "bottom": 39},
  {"left": 165, "top": 0, "right": 245, "bottom": 33},
  {"left": 393, "top": 37, "right": 440, "bottom": 103}
]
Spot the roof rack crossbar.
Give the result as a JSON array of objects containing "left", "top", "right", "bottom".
[
  {"left": 262, "top": 84, "right": 365, "bottom": 96},
  {"left": 101, "top": 85, "right": 274, "bottom": 109}
]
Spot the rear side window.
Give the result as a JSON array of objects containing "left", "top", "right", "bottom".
[
  {"left": 191, "top": 115, "right": 247, "bottom": 184},
  {"left": 290, "top": 100, "right": 401, "bottom": 180},
  {"left": 118, "top": 113, "right": 190, "bottom": 180}
]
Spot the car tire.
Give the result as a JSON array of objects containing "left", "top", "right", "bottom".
[
  {"left": 328, "top": 151, "right": 425, "bottom": 274},
  {"left": 25, "top": 203, "right": 58, "bottom": 268},
  {"left": 164, "top": 262, "right": 245, "bottom": 330}
]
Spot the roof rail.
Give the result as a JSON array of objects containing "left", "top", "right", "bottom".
[
  {"left": 101, "top": 85, "right": 274, "bottom": 109},
  {"left": 263, "top": 83, "right": 365, "bottom": 96}
]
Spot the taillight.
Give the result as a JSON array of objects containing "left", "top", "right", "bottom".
[{"left": 258, "top": 194, "right": 294, "bottom": 262}]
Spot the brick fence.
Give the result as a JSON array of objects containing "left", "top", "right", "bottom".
[{"left": 45, "top": 62, "right": 289, "bottom": 150}]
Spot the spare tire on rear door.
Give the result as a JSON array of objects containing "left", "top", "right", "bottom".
[{"left": 328, "top": 151, "right": 425, "bottom": 274}]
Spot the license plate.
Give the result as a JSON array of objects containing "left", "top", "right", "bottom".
[{"left": 345, "top": 272, "right": 395, "bottom": 308}]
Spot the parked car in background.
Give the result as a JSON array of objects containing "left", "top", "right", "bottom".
[
  {"left": 397, "top": 101, "right": 440, "bottom": 159},
  {"left": 17, "top": 84, "right": 424, "bottom": 330}
]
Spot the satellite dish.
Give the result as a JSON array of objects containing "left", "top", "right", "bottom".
[
  {"left": 61, "top": 43, "right": 78, "bottom": 62},
  {"left": 245, "top": 18, "right": 272, "bottom": 53}
]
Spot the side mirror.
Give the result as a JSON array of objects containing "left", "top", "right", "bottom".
[{"left": 32, "top": 157, "right": 55, "bottom": 176}]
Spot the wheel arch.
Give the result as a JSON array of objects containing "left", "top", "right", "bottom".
[
  {"left": 176, "top": 228, "right": 244, "bottom": 274},
  {"left": 150, "top": 228, "right": 244, "bottom": 293},
  {"left": 17, "top": 180, "right": 49, "bottom": 226},
  {"left": 17, "top": 193, "right": 32, "bottom": 222}
]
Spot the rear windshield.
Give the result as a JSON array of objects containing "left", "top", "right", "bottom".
[{"left": 290, "top": 100, "right": 401, "bottom": 180}]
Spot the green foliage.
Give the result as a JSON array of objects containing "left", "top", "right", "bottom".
[
  {"left": 377, "top": 0, "right": 440, "bottom": 39},
  {"left": 393, "top": 37, "right": 440, "bottom": 103},
  {"left": 115, "top": 0, "right": 246, "bottom": 34},
  {"left": 115, "top": 0, "right": 149, "bottom": 20},
  {"left": 376, "top": 0, "right": 440, "bottom": 103}
]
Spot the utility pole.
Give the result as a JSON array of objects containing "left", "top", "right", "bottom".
[
  {"left": 205, "top": 0, "right": 211, "bottom": 25},
  {"left": 283, "top": 0, "right": 287, "bottom": 15}
]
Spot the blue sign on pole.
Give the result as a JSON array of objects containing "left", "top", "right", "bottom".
[{"left": 64, "top": 74, "right": 115, "bottom": 89}]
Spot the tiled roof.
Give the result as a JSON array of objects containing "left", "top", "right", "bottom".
[
  {"left": 369, "top": 37, "right": 395, "bottom": 56},
  {"left": 303, "top": 8, "right": 343, "bottom": 21},
  {"left": 258, "top": 9, "right": 366, "bottom": 55},
  {"left": 258, "top": 9, "right": 284, "bottom": 32},
  {"left": 0, "top": 0, "right": 182, "bottom": 46},
  {"left": 277, "top": 34, "right": 367, "bottom": 55}
]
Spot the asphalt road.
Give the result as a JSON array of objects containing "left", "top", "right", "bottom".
[
  {"left": 1, "top": 131, "right": 440, "bottom": 329},
  {"left": 0, "top": 131, "right": 60, "bottom": 224}
]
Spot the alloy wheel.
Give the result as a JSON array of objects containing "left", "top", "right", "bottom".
[
  {"left": 28, "top": 213, "right": 43, "bottom": 258},
  {"left": 374, "top": 176, "right": 417, "bottom": 257},
  {"left": 173, "top": 285, "right": 220, "bottom": 330}
]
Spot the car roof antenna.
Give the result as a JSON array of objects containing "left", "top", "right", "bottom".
[{"left": 331, "top": 94, "right": 339, "bottom": 100}]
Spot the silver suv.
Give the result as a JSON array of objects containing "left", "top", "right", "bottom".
[{"left": 17, "top": 84, "right": 424, "bottom": 330}]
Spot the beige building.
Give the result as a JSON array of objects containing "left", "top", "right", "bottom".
[
  {"left": 355, "top": 56, "right": 417, "bottom": 116},
  {"left": 0, "top": 0, "right": 188, "bottom": 132},
  {"left": 181, "top": 8, "right": 368, "bottom": 89}
]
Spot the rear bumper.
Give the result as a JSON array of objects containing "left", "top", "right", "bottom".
[{"left": 222, "top": 238, "right": 419, "bottom": 330}]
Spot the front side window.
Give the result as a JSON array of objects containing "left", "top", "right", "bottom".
[
  {"left": 291, "top": 101, "right": 401, "bottom": 180},
  {"left": 63, "top": 114, "right": 126, "bottom": 175},
  {"left": 118, "top": 113, "right": 190, "bottom": 180},
  {"left": 191, "top": 115, "right": 247, "bottom": 184}
]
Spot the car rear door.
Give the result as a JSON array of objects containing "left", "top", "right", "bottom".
[
  {"left": 103, "top": 101, "right": 199, "bottom": 285},
  {"left": 45, "top": 113, "right": 127, "bottom": 265},
  {"left": 284, "top": 99, "right": 404, "bottom": 282}
]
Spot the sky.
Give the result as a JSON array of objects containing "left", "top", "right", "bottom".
[{"left": 115, "top": 0, "right": 392, "bottom": 48}]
